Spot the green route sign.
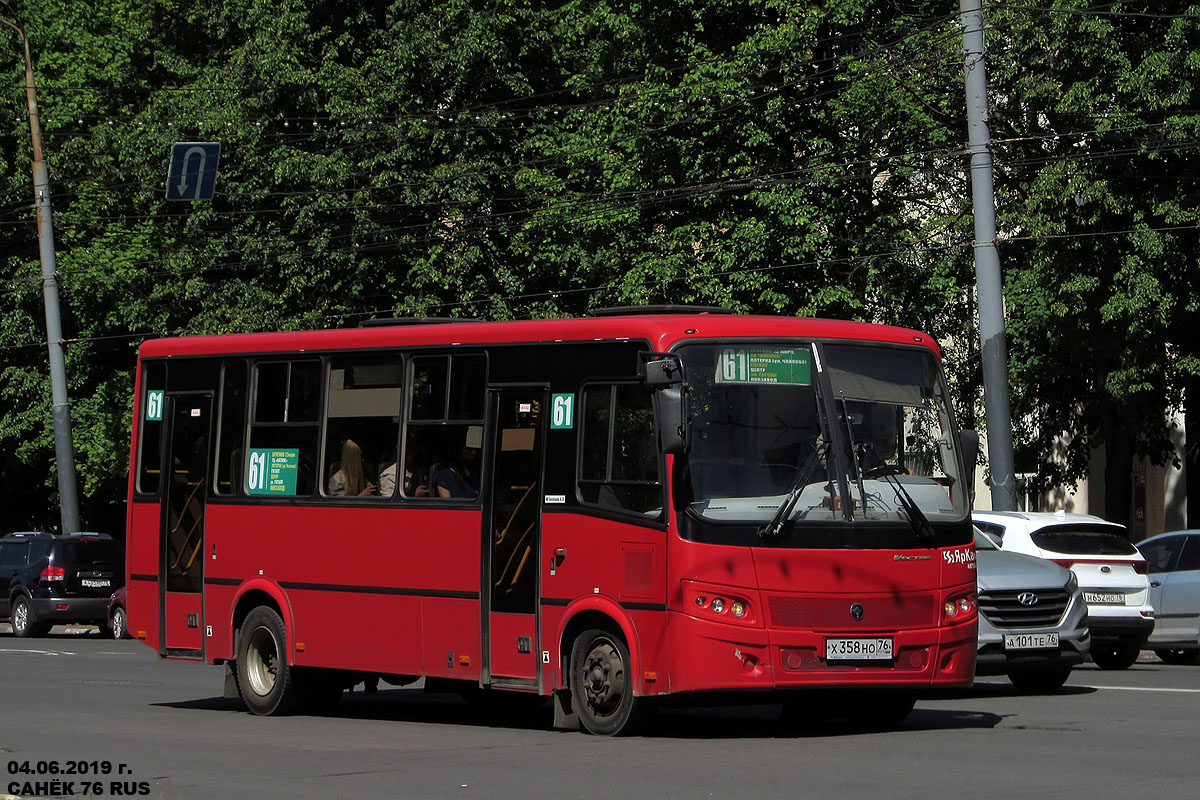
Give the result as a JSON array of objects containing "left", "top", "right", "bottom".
[
  {"left": 717, "top": 347, "right": 812, "bottom": 385},
  {"left": 246, "top": 448, "right": 299, "bottom": 496}
]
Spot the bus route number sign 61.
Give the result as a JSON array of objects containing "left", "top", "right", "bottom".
[{"left": 551, "top": 394, "right": 574, "bottom": 430}]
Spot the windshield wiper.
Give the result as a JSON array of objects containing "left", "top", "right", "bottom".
[
  {"left": 756, "top": 443, "right": 827, "bottom": 540},
  {"left": 836, "top": 396, "right": 935, "bottom": 543},
  {"left": 878, "top": 470, "right": 937, "bottom": 543}
]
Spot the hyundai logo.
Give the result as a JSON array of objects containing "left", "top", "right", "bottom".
[
  {"left": 1017, "top": 592, "right": 1039, "bottom": 606},
  {"left": 850, "top": 603, "right": 865, "bottom": 620}
]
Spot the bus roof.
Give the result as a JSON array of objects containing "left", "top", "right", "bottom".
[{"left": 137, "top": 312, "right": 942, "bottom": 359}]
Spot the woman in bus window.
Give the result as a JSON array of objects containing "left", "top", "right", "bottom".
[{"left": 329, "top": 439, "right": 375, "bottom": 497}]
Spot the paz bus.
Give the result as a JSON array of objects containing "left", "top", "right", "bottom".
[{"left": 124, "top": 307, "right": 979, "bottom": 734}]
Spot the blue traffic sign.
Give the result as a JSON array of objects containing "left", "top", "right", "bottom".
[{"left": 165, "top": 142, "right": 221, "bottom": 201}]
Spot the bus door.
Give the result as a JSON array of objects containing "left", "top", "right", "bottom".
[
  {"left": 159, "top": 393, "right": 212, "bottom": 657},
  {"left": 483, "top": 386, "right": 547, "bottom": 686}
]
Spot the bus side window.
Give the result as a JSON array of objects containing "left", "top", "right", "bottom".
[
  {"left": 136, "top": 362, "right": 167, "bottom": 495},
  {"left": 577, "top": 383, "right": 663, "bottom": 516},
  {"left": 213, "top": 360, "right": 247, "bottom": 496},
  {"left": 322, "top": 356, "right": 403, "bottom": 499},
  {"left": 246, "top": 360, "right": 321, "bottom": 497},
  {"left": 404, "top": 354, "right": 486, "bottom": 500}
]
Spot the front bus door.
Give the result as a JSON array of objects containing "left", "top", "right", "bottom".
[
  {"left": 159, "top": 393, "right": 212, "bottom": 657},
  {"left": 483, "top": 387, "right": 547, "bottom": 686}
]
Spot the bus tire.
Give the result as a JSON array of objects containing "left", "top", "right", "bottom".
[
  {"left": 569, "top": 627, "right": 645, "bottom": 736},
  {"left": 236, "top": 606, "right": 301, "bottom": 715}
]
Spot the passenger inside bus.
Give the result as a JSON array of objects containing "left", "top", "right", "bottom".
[
  {"left": 431, "top": 438, "right": 479, "bottom": 499},
  {"left": 328, "top": 438, "right": 376, "bottom": 497}
]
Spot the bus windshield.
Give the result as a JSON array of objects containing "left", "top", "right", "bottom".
[{"left": 677, "top": 341, "right": 969, "bottom": 528}]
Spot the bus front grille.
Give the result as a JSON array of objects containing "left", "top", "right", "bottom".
[{"left": 767, "top": 594, "right": 937, "bottom": 630}]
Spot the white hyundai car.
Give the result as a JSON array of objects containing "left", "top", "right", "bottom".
[{"left": 972, "top": 511, "right": 1153, "bottom": 670}]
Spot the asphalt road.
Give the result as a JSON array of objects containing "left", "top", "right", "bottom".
[{"left": 1, "top": 626, "right": 1198, "bottom": 800}]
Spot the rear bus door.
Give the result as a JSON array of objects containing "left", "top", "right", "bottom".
[
  {"left": 159, "top": 393, "right": 213, "bottom": 657},
  {"left": 483, "top": 386, "right": 547, "bottom": 687}
]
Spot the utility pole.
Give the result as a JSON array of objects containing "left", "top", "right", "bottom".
[
  {"left": 960, "top": 0, "right": 1016, "bottom": 511},
  {"left": 2, "top": 12, "right": 81, "bottom": 533}
]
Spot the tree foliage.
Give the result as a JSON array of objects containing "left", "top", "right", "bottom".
[{"left": 1, "top": 0, "right": 1197, "bottom": 531}]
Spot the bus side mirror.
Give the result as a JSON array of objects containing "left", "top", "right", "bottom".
[
  {"left": 639, "top": 352, "right": 683, "bottom": 387},
  {"left": 958, "top": 428, "right": 979, "bottom": 500},
  {"left": 639, "top": 352, "right": 689, "bottom": 454},
  {"left": 654, "top": 385, "right": 690, "bottom": 455}
]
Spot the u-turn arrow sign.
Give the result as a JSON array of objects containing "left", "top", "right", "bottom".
[{"left": 165, "top": 142, "right": 221, "bottom": 201}]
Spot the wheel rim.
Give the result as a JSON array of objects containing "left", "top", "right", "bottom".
[
  {"left": 13, "top": 601, "right": 28, "bottom": 633},
  {"left": 113, "top": 610, "right": 125, "bottom": 638},
  {"left": 580, "top": 636, "right": 626, "bottom": 719},
  {"left": 245, "top": 624, "right": 281, "bottom": 697}
]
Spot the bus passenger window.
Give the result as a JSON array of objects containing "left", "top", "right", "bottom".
[
  {"left": 578, "top": 383, "right": 662, "bottom": 515},
  {"left": 214, "top": 360, "right": 247, "bottom": 496},
  {"left": 136, "top": 362, "right": 167, "bottom": 495},
  {"left": 322, "top": 356, "right": 403, "bottom": 499},
  {"left": 246, "top": 360, "right": 321, "bottom": 497},
  {"left": 404, "top": 354, "right": 486, "bottom": 500}
]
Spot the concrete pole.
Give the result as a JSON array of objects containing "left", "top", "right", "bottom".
[
  {"left": 3, "top": 16, "right": 81, "bottom": 533},
  {"left": 960, "top": 0, "right": 1016, "bottom": 511}
]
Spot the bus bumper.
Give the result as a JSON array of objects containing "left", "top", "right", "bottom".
[{"left": 663, "top": 611, "right": 976, "bottom": 694}]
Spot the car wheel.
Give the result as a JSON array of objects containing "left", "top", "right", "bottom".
[
  {"left": 111, "top": 607, "right": 129, "bottom": 640},
  {"left": 1007, "top": 668, "right": 1072, "bottom": 694},
  {"left": 1091, "top": 641, "right": 1141, "bottom": 670},
  {"left": 569, "top": 627, "right": 648, "bottom": 736},
  {"left": 236, "top": 606, "right": 301, "bottom": 715},
  {"left": 11, "top": 596, "right": 51, "bottom": 638},
  {"left": 1153, "top": 648, "right": 1200, "bottom": 666}
]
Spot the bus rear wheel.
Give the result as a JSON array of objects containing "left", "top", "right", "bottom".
[
  {"left": 569, "top": 627, "right": 645, "bottom": 736},
  {"left": 237, "top": 606, "right": 301, "bottom": 715}
]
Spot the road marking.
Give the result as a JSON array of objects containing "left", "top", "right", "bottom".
[
  {"left": 1083, "top": 684, "right": 1200, "bottom": 694},
  {"left": 0, "top": 648, "right": 76, "bottom": 656}
]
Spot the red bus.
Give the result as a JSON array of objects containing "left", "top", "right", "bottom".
[{"left": 125, "top": 308, "right": 978, "bottom": 734}]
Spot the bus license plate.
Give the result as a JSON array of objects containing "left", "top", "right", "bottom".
[
  {"left": 1004, "top": 632, "right": 1059, "bottom": 651},
  {"left": 825, "top": 637, "right": 893, "bottom": 661}
]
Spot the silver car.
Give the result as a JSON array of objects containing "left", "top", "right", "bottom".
[
  {"left": 1136, "top": 530, "right": 1200, "bottom": 664},
  {"left": 975, "top": 529, "right": 1090, "bottom": 692}
]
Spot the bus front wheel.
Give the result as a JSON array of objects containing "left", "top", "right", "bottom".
[
  {"left": 236, "top": 606, "right": 301, "bottom": 715},
  {"left": 569, "top": 627, "right": 646, "bottom": 736}
]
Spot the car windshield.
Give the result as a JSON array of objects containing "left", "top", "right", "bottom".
[
  {"left": 974, "top": 527, "right": 998, "bottom": 550},
  {"left": 677, "top": 341, "right": 968, "bottom": 528},
  {"left": 1031, "top": 524, "right": 1137, "bottom": 556}
]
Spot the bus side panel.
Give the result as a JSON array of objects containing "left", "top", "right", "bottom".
[
  {"left": 290, "top": 588, "right": 423, "bottom": 674},
  {"left": 203, "top": 583, "right": 235, "bottom": 661},
  {"left": 203, "top": 504, "right": 480, "bottom": 677},
  {"left": 421, "top": 597, "right": 481, "bottom": 681},
  {"left": 540, "top": 512, "right": 667, "bottom": 693},
  {"left": 127, "top": 500, "right": 161, "bottom": 649}
]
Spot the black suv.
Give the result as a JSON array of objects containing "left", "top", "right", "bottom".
[{"left": 0, "top": 531, "right": 125, "bottom": 637}]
